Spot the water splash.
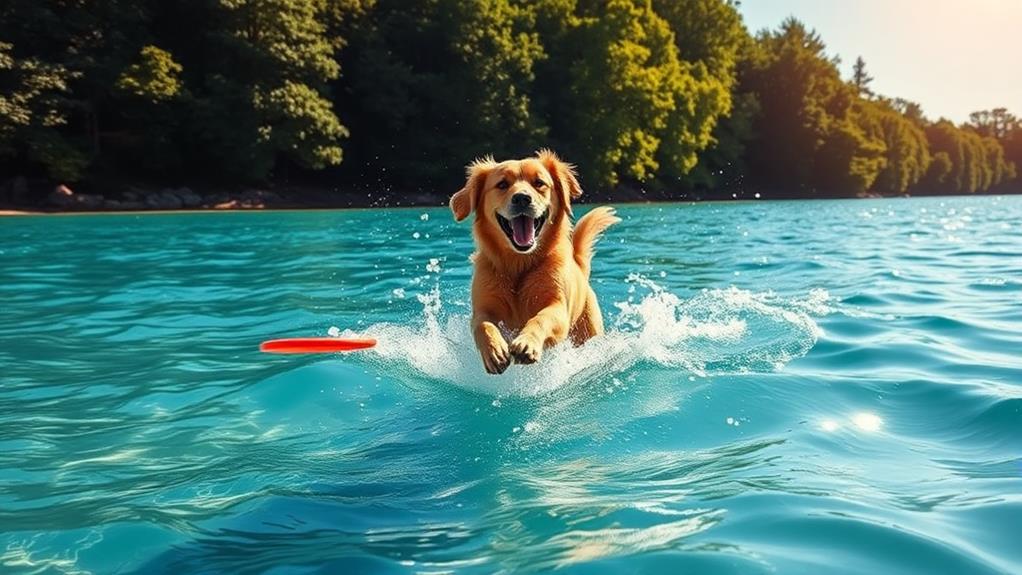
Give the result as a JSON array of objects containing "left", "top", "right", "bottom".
[{"left": 344, "top": 276, "right": 822, "bottom": 397}]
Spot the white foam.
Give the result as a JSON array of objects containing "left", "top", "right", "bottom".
[{"left": 343, "top": 276, "right": 822, "bottom": 398}]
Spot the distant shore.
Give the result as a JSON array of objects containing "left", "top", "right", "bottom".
[
  {"left": 4, "top": 189, "right": 1020, "bottom": 217},
  {"left": 4, "top": 173, "right": 1022, "bottom": 216}
]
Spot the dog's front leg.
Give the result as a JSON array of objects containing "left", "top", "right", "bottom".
[
  {"left": 473, "top": 314, "right": 511, "bottom": 375},
  {"left": 510, "top": 302, "right": 569, "bottom": 365}
]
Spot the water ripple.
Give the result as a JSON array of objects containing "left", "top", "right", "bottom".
[{"left": 2, "top": 197, "right": 1021, "bottom": 574}]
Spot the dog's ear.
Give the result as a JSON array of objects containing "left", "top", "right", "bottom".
[
  {"left": 450, "top": 156, "right": 496, "bottom": 222},
  {"left": 537, "top": 149, "right": 581, "bottom": 218}
]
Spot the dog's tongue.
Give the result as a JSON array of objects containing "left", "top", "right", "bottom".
[{"left": 511, "top": 216, "right": 535, "bottom": 246}]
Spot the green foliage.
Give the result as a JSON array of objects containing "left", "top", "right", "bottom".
[
  {"left": 857, "top": 98, "right": 930, "bottom": 195},
  {"left": 968, "top": 108, "right": 1019, "bottom": 139},
  {"left": 1001, "top": 125, "right": 1022, "bottom": 185},
  {"left": 25, "top": 129, "right": 91, "bottom": 182},
  {"left": 968, "top": 108, "right": 1020, "bottom": 191},
  {"left": 918, "top": 119, "right": 1012, "bottom": 194},
  {"left": 653, "top": 0, "right": 746, "bottom": 185},
  {"left": 197, "top": 0, "right": 346, "bottom": 180},
  {"left": 115, "top": 46, "right": 183, "bottom": 101},
  {"left": 0, "top": 0, "right": 1018, "bottom": 198},
  {"left": 0, "top": 41, "right": 87, "bottom": 180},
  {"left": 339, "top": 0, "right": 544, "bottom": 186},
  {"left": 922, "top": 151, "right": 953, "bottom": 191},
  {"left": 813, "top": 115, "right": 885, "bottom": 196},
  {"left": 733, "top": 18, "right": 1017, "bottom": 197},
  {"left": 742, "top": 18, "right": 882, "bottom": 196},
  {"left": 559, "top": 0, "right": 685, "bottom": 186},
  {"left": 687, "top": 91, "right": 759, "bottom": 190},
  {"left": 852, "top": 56, "right": 874, "bottom": 99},
  {"left": 533, "top": 0, "right": 744, "bottom": 188},
  {"left": 253, "top": 80, "right": 347, "bottom": 169}
]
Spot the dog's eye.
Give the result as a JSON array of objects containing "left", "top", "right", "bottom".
[
  {"left": 496, "top": 180, "right": 510, "bottom": 190},
  {"left": 534, "top": 180, "right": 546, "bottom": 188}
]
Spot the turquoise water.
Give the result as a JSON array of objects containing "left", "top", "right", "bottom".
[{"left": 1, "top": 196, "right": 1020, "bottom": 574}]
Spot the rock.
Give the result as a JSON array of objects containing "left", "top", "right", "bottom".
[
  {"left": 162, "top": 193, "right": 183, "bottom": 209},
  {"left": 146, "top": 189, "right": 183, "bottom": 210},
  {"left": 204, "top": 193, "right": 230, "bottom": 208},
  {"left": 119, "top": 200, "right": 144, "bottom": 210},
  {"left": 74, "top": 193, "right": 104, "bottom": 210},
  {"left": 47, "top": 184, "right": 76, "bottom": 208},
  {"left": 213, "top": 199, "right": 240, "bottom": 210},
  {"left": 175, "top": 187, "right": 202, "bottom": 208},
  {"left": 103, "top": 199, "right": 122, "bottom": 210}
]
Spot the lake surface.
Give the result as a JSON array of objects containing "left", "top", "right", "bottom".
[{"left": 1, "top": 196, "right": 1020, "bottom": 574}]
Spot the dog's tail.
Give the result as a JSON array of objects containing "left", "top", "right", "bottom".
[{"left": 572, "top": 206, "right": 620, "bottom": 276}]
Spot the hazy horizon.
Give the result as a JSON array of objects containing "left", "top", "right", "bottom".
[{"left": 740, "top": 0, "right": 1021, "bottom": 124}]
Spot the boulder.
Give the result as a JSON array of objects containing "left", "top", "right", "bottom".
[
  {"left": 47, "top": 184, "right": 76, "bottom": 208},
  {"left": 146, "top": 189, "right": 183, "bottom": 210},
  {"left": 240, "top": 189, "right": 280, "bottom": 204},
  {"left": 175, "top": 187, "right": 202, "bottom": 208},
  {"left": 204, "top": 192, "right": 230, "bottom": 207},
  {"left": 74, "top": 193, "right": 104, "bottom": 210}
]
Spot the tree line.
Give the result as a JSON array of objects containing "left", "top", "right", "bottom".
[{"left": 1, "top": 0, "right": 1019, "bottom": 199}]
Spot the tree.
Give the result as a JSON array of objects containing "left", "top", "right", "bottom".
[
  {"left": 0, "top": 0, "right": 149, "bottom": 181},
  {"left": 968, "top": 108, "right": 1019, "bottom": 139},
  {"left": 191, "top": 0, "right": 347, "bottom": 181},
  {"left": 115, "top": 46, "right": 183, "bottom": 101},
  {"left": 530, "top": 0, "right": 750, "bottom": 189},
  {"left": 892, "top": 98, "right": 926, "bottom": 126},
  {"left": 857, "top": 98, "right": 930, "bottom": 195},
  {"left": 920, "top": 151, "right": 953, "bottom": 192},
  {"left": 587, "top": 0, "right": 680, "bottom": 185},
  {"left": 0, "top": 41, "right": 87, "bottom": 180},
  {"left": 1001, "top": 124, "right": 1022, "bottom": 190},
  {"left": 968, "top": 108, "right": 1020, "bottom": 191},
  {"left": 652, "top": 0, "right": 747, "bottom": 188},
  {"left": 919, "top": 119, "right": 1009, "bottom": 194},
  {"left": 338, "top": 0, "right": 544, "bottom": 188},
  {"left": 852, "top": 56, "right": 873, "bottom": 99},
  {"left": 741, "top": 18, "right": 883, "bottom": 196}
]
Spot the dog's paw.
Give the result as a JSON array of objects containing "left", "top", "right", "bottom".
[
  {"left": 510, "top": 333, "right": 543, "bottom": 365},
  {"left": 482, "top": 338, "right": 511, "bottom": 375}
]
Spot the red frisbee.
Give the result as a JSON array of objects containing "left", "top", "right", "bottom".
[{"left": 259, "top": 337, "right": 377, "bottom": 354}]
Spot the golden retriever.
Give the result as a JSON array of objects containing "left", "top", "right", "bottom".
[{"left": 450, "top": 149, "right": 619, "bottom": 374}]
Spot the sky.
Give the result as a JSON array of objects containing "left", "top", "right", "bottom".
[{"left": 738, "top": 0, "right": 1021, "bottom": 124}]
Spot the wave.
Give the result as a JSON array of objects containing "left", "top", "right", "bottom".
[{"left": 340, "top": 275, "right": 823, "bottom": 398}]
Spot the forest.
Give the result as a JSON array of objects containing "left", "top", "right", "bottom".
[{"left": 1, "top": 0, "right": 1020, "bottom": 205}]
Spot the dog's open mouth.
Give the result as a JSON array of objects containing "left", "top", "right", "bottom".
[{"left": 496, "top": 212, "right": 547, "bottom": 252}]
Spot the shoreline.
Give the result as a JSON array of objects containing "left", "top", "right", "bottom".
[{"left": 3, "top": 192, "right": 1018, "bottom": 217}]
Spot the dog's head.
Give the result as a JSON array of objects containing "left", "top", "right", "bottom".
[{"left": 450, "top": 150, "right": 582, "bottom": 255}]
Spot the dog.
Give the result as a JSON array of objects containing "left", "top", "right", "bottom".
[{"left": 449, "top": 149, "right": 620, "bottom": 374}]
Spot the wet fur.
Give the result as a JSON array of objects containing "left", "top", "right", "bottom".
[{"left": 450, "top": 150, "right": 619, "bottom": 374}]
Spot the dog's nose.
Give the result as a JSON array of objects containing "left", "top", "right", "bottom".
[{"left": 511, "top": 193, "right": 532, "bottom": 208}]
